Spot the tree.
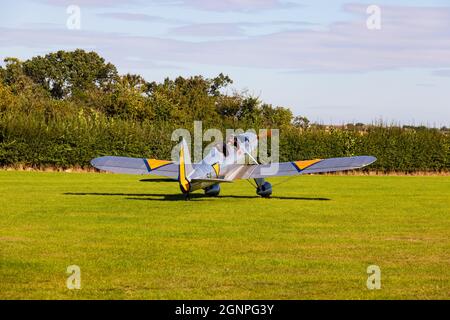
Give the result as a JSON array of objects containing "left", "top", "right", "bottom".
[
  {"left": 293, "top": 116, "right": 310, "bottom": 130},
  {"left": 215, "top": 94, "right": 242, "bottom": 120},
  {"left": 118, "top": 73, "right": 148, "bottom": 93},
  {"left": 147, "top": 75, "right": 221, "bottom": 125},
  {"left": 1, "top": 57, "right": 50, "bottom": 104},
  {"left": 261, "top": 104, "right": 293, "bottom": 128},
  {"left": 0, "top": 65, "right": 5, "bottom": 84},
  {"left": 2, "top": 58, "right": 25, "bottom": 86},
  {"left": 23, "top": 49, "right": 118, "bottom": 99},
  {"left": 209, "top": 73, "right": 233, "bottom": 96},
  {"left": 0, "top": 82, "right": 18, "bottom": 112},
  {"left": 92, "top": 74, "right": 152, "bottom": 120},
  {"left": 237, "top": 96, "right": 260, "bottom": 123}
]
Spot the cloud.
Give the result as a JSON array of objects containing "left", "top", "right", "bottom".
[
  {"left": 169, "top": 23, "right": 246, "bottom": 37},
  {"left": 98, "top": 12, "right": 184, "bottom": 24},
  {"left": 167, "top": 20, "right": 316, "bottom": 38},
  {"left": 97, "top": 12, "right": 314, "bottom": 34},
  {"left": 177, "top": 0, "right": 296, "bottom": 12},
  {"left": 432, "top": 69, "right": 450, "bottom": 77},
  {"left": 2, "top": 4, "right": 450, "bottom": 73},
  {"left": 122, "top": 56, "right": 184, "bottom": 70},
  {"left": 33, "top": 0, "right": 143, "bottom": 7},
  {"left": 33, "top": 0, "right": 296, "bottom": 11},
  {"left": 416, "top": 83, "right": 436, "bottom": 87}
]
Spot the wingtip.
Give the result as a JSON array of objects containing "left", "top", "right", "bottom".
[
  {"left": 90, "top": 158, "right": 99, "bottom": 169},
  {"left": 90, "top": 156, "right": 106, "bottom": 169},
  {"left": 90, "top": 158, "right": 98, "bottom": 167},
  {"left": 364, "top": 156, "right": 377, "bottom": 166}
]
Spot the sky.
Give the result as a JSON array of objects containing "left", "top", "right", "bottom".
[{"left": 1, "top": 0, "right": 450, "bottom": 126}]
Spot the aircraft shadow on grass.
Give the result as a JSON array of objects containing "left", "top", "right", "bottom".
[
  {"left": 64, "top": 192, "right": 330, "bottom": 202},
  {"left": 139, "top": 178, "right": 176, "bottom": 183}
]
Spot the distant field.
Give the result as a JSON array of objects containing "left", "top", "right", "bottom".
[{"left": 1, "top": 171, "right": 449, "bottom": 299}]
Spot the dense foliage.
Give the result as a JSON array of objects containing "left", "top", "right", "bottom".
[{"left": 1, "top": 50, "right": 449, "bottom": 171}]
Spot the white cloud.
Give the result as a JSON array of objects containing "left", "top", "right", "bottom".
[
  {"left": 34, "top": 0, "right": 142, "bottom": 7},
  {"left": 177, "top": 0, "right": 296, "bottom": 12},
  {"left": 432, "top": 69, "right": 450, "bottom": 77},
  {"left": 34, "top": 0, "right": 295, "bottom": 11},
  {"left": 98, "top": 12, "right": 184, "bottom": 24},
  {"left": 169, "top": 23, "right": 246, "bottom": 37}
]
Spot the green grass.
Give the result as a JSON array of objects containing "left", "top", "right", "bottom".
[{"left": 0, "top": 171, "right": 449, "bottom": 299}]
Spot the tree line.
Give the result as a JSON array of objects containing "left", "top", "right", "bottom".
[{"left": 1, "top": 49, "right": 449, "bottom": 172}]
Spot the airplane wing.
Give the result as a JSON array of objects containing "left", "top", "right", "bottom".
[
  {"left": 91, "top": 156, "right": 179, "bottom": 178},
  {"left": 227, "top": 156, "right": 377, "bottom": 179}
]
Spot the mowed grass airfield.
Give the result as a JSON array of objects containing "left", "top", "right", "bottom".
[{"left": 0, "top": 171, "right": 449, "bottom": 299}]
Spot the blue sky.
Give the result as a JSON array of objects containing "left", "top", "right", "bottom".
[{"left": 1, "top": 0, "right": 450, "bottom": 126}]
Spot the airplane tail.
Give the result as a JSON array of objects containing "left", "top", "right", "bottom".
[{"left": 178, "top": 138, "right": 193, "bottom": 193}]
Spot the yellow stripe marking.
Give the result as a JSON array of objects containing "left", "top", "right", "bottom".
[
  {"left": 179, "top": 146, "right": 190, "bottom": 193},
  {"left": 212, "top": 163, "right": 220, "bottom": 177}
]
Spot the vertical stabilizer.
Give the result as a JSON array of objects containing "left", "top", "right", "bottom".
[{"left": 178, "top": 138, "right": 193, "bottom": 193}]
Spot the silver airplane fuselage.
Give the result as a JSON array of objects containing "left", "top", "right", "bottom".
[{"left": 186, "top": 132, "right": 258, "bottom": 192}]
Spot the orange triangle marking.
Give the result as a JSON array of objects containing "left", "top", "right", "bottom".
[
  {"left": 147, "top": 159, "right": 172, "bottom": 170},
  {"left": 294, "top": 159, "right": 322, "bottom": 170}
]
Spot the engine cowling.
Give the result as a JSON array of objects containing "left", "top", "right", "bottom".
[
  {"left": 256, "top": 181, "right": 272, "bottom": 197},
  {"left": 204, "top": 184, "right": 220, "bottom": 196}
]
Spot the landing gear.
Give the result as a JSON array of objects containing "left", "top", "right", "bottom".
[
  {"left": 254, "top": 178, "right": 273, "bottom": 198},
  {"left": 204, "top": 184, "right": 221, "bottom": 197}
]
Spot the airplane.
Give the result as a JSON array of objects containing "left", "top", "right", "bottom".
[{"left": 91, "top": 131, "right": 376, "bottom": 199}]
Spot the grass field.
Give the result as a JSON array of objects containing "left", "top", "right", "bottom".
[{"left": 0, "top": 170, "right": 449, "bottom": 299}]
